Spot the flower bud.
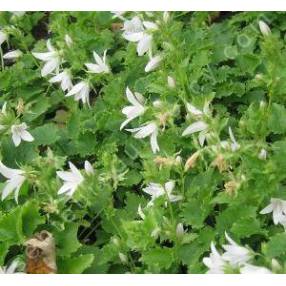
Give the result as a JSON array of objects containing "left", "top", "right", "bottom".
[
  {"left": 255, "top": 73, "right": 263, "bottom": 81},
  {"left": 167, "top": 76, "right": 176, "bottom": 88},
  {"left": 112, "top": 237, "right": 120, "bottom": 246},
  {"left": 259, "top": 20, "right": 271, "bottom": 36},
  {"left": 176, "top": 223, "right": 185, "bottom": 238},
  {"left": 65, "top": 34, "right": 73, "bottom": 47},
  {"left": 153, "top": 100, "right": 162, "bottom": 108},
  {"left": 163, "top": 12, "right": 170, "bottom": 23},
  {"left": 258, "top": 148, "right": 267, "bottom": 160},
  {"left": 119, "top": 252, "right": 128, "bottom": 264},
  {"left": 175, "top": 155, "right": 182, "bottom": 165}
]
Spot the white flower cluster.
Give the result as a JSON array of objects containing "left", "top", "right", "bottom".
[
  {"left": 32, "top": 38, "right": 110, "bottom": 106},
  {"left": 260, "top": 198, "right": 286, "bottom": 227},
  {"left": 0, "top": 159, "right": 94, "bottom": 203},
  {"left": 121, "top": 14, "right": 162, "bottom": 73},
  {"left": 203, "top": 232, "right": 272, "bottom": 274}
]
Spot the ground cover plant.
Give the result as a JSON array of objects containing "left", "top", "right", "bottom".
[{"left": 0, "top": 11, "right": 286, "bottom": 274}]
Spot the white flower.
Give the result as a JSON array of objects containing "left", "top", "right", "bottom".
[
  {"left": 64, "top": 34, "right": 73, "bottom": 47},
  {"left": 126, "top": 122, "right": 159, "bottom": 153},
  {"left": 0, "top": 30, "right": 8, "bottom": 46},
  {"left": 228, "top": 127, "right": 240, "bottom": 151},
  {"left": 3, "top": 49, "right": 22, "bottom": 60},
  {"left": 182, "top": 103, "right": 210, "bottom": 146},
  {"left": 258, "top": 148, "right": 267, "bottom": 160},
  {"left": 49, "top": 70, "right": 73, "bottom": 92},
  {"left": 120, "top": 87, "right": 145, "bottom": 130},
  {"left": 143, "top": 181, "right": 182, "bottom": 206},
  {"left": 167, "top": 76, "right": 176, "bottom": 88},
  {"left": 122, "top": 16, "right": 145, "bottom": 42},
  {"left": 122, "top": 16, "right": 157, "bottom": 57},
  {"left": 0, "top": 161, "right": 25, "bottom": 203},
  {"left": 240, "top": 263, "right": 272, "bottom": 274},
  {"left": 145, "top": 54, "right": 162, "bottom": 72},
  {"left": 260, "top": 198, "right": 286, "bottom": 226},
  {"left": 203, "top": 242, "right": 226, "bottom": 274},
  {"left": 85, "top": 50, "right": 110, "bottom": 74},
  {"left": 0, "top": 260, "right": 22, "bottom": 274},
  {"left": 137, "top": 34, "right": 152, "bottom": 56},
  {"left": 222, "top": 232, "right": 251, "bottom": 267},
  {"left": 11, "top": 123, "right": 34, "bottom": 147},
  {"left": 32, "top": 39, "right": 61, "bottom": 77},
  {"left": 259, "top": 20, "right": 271, "bottom": 36},
  {"left": 56, "top": 162, "right": 86, "bottom": 197},
  {"left": 66, "top": 81, "right": 90, "bottom": 106}
]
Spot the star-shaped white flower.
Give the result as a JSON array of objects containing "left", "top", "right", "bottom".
[
  {"left": 222, "top": 232, "right": 251, "bottom": 267},
  {"left": 85, "top": 50, "right": 110, "bottom": 74},
  {"left": 122, "top": 16, "right": 145, "bottom": 42},
  {"left": 49, "top": 70, "right": 73, "bottom": 92},
  {"left": 56, "top": 161, "right": 93, "bottom": 197},
  {"left": 260, "top": 198, "right": 286, "bottom": 226},
  {"left": 0, "top": 161, "right": 25, "bottom": 203},
  {"left": 120, "top": 87, "right": 145, "bottom": 130},
  {"left": 11, "top": 122, "right": 34, "bottom": 147},
  {"left": 142, "top": 181, "right": 182, "bottom": 206},
  {"left": 203, "top": 242, "right": 226, "bottom": 274},
  {"left": 122, "top": 16, "right": 157, "bottom": 56},
  {"left": 66, "top": 81, "right": 90, "bottom": 106},
  {"left": 126, "top": 121, "right": 159, "bottom": 153},
  {"left": 182, "top": 102, "right": 210, "bottom": 146},
  {"left": 32, "top": 39, "right": 61, "bottom": 77}
]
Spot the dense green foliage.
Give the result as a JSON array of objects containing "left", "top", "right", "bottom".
[{"left": 1, "top": 11, "right": 286, "bottom": 274}]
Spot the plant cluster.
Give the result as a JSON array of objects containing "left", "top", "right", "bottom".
[{"left": 0, "top": 11, "right": 286, "bottom": 274}]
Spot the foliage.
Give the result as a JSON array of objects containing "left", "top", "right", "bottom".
[{"left": 0, "top": 11, "right": 286, "bottom": 274}]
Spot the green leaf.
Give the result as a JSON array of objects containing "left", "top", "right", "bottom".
[
  {"left": 57, "top": 254, "right": 94, "bottom": 274},
  {"left": 263, "top": 233, "right": 286, "bottom": 258},
  {"left": 0, "top": 207, "right": 23, "bottom": 244},
  {"left": 268, "top": 103, "right": 286, "bottom": 134},
  {"left": 21, "top": 200, "right": 45, "bottom": 237},
  {"left": 31, "top": 123, "right": 60, "bottom": 145},
  {"left": 141, "top": 247, "right": 174, "bottom": 271},
  {"left": 54, "top": 223, "right": 81, "bottom": 256}
]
